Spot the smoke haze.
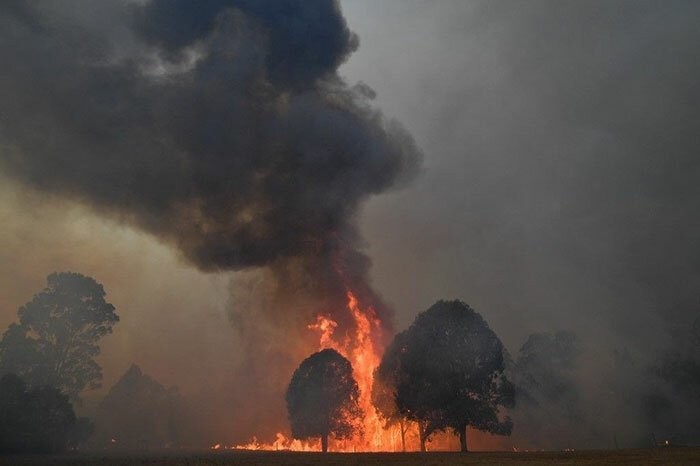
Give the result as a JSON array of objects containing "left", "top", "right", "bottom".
[
  {"left": 1, "top": 0, "right": 699, "bottom": 450},
  {"left": 342, "top": 0, "right": 700, "bottom": 447}
]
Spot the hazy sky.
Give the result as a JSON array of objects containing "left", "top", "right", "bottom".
[
  {"left": 341, "top": 0, "right": 700, "bottom": 351},
  {"left": 1, "top": 0, "right": 699, "bottom": 421}
]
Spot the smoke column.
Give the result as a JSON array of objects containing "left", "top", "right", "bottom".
[{"left": 0, "top": 0, "right": 421, "bottom": 441}]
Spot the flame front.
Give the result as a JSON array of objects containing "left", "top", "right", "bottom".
[{"left": 231, "top": 289, "right": 403, "bottom": 452}]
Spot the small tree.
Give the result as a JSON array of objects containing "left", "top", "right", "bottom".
[
  {"left": 286, "top": 349, "right": 361, "bottom": 452},
  {"left": 391, "top": 300, "right": 514, "bottom": 452},
  {"left": 0, "top": 272, "right": 119, "bottom": 400}
]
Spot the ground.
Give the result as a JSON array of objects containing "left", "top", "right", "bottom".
[{"left": 2, "top": 448, "right": 700, "bottom": 466}]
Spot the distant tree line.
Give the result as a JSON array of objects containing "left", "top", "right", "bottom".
[{"left": 3, "top": 272, "right": 699, "bottom": 454}]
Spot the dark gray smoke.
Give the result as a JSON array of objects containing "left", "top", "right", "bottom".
[
  {"left": 132, "top": 0, "right": 358, "bottom": 90},
  {"left": 0, "top": 0, "right": 419, "bottom": 278}
]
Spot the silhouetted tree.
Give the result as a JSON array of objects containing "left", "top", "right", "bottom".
[
  {"left": 90, "top": 364, "right": 191, "bottom": 449},
  {"left": 286, "top": 349, "right": 362, "bottom": 452},
  {"left": 372, "top": 331, "right": 411, "bottom": 451},
  {"left": 0, "top": 272, "right": 119, "bottom": 400},
  {"left": 389, "top": 300, "right": 514, "bottom": 452},
  {"left": 0, "top": 373, "right": 90, "bottom": 453},
  {"left": 510, "top": 331, "right": 581, "bottom": 449}
]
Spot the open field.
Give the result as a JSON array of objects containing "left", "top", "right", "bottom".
[{"left": 2, "top": 448, "right": 699, "bottom": 466}]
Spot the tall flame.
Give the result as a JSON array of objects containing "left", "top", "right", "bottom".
[
  {"left": 231, "top": 288, "right": 403, "bottom": 452},
  {"left": 307, "top": 290, "right": 389, "bottom": 451}
]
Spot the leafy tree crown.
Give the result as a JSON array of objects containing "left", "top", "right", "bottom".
[
  {"left": 0, "top": 272, "right": 119, "bottom": 400},
  {"left": 390, "top": 300, "right": 514, "bottom": 437},
  {"left": 286, "top": 348, "right": 362, "bottom": 441}
]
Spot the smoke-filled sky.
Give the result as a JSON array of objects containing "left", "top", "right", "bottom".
[
  {"left": 342, "top": 0, "right": 700, "bottom": 346},
  {"left": 1, "top": 0, "right": 699, "bottom": 445}
]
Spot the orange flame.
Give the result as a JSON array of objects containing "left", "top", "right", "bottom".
[
  {"left": 307, "top": 315, "right": 338, "bottom": 350},
  {"left": 229, "top": 288, "right": 401, "bottom": 452}
]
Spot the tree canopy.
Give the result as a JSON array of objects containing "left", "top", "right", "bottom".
[
  {"left": 380, "top": 300, "right": 514, "bottom": 452},
  {"left": 286, "top": 348, "right": 362, "bottom": 452},
  {"left": 0, "top": 272, "right": 119, "bottom": 400}
]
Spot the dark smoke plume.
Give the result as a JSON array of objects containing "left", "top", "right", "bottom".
[
  {"left": 0, "top": 0, "right": 419, "bottom": 275},
  {"left": 0, "top": 0, "right": 420, "bottom": 441}
]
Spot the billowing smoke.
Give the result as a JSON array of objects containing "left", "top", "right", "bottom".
[
  {"left": 0, "top": 0, "right": 418, "bottom": 274},
  {"left": 0, "top": 0, "right": 420, "bottom": 441}
]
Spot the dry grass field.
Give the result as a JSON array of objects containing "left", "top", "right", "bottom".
[{"left": 2, "top": 448, "right": 699, "bottom": 466}]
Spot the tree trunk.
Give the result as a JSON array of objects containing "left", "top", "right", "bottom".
[
  {"left": 418, "top": 422, "right": 427, "bottom": 452},
  {"left": 459, "top": 425, "right": 468, "bottom": 453},
  {"left": 321, "top": 434, "right": 328, "bottom": 453}
]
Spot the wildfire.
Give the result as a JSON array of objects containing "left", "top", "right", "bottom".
[
  {"left": 220, "top": 287, "right": 505, "bottom": 453},
  {"left": 307, "top": 315, "right": 338, "bottom": 350},
  {"left": 229, "top": 288, "right": 408, "bottom": 452},
  {"left": 232, "top": 433, "right": 320, "bottom": 452}
]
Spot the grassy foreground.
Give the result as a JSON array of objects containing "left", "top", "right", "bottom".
[{"left": 2, "top": 448, "right": 699, "bottom": 466}]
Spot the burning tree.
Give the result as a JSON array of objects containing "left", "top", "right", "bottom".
[
  {"left": 386, "top": 300, "right": 514, "bottom": 452},
  {"left": 286, "top": 349, "right": 362, "bottom": 452}
]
